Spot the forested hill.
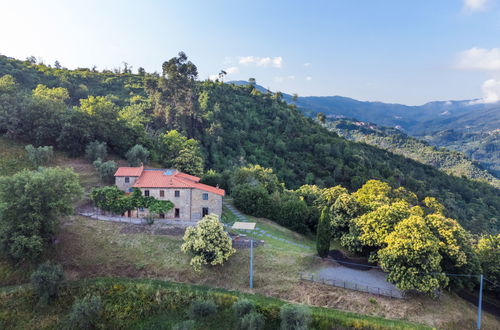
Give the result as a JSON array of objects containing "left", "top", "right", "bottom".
[
  {"left": 324, "top": 118, "right": 499, "bottom": 187},
  {"left": 230, "top": 80, "right": 500, "bottom": 181},
  {"left": 0, "top": 54, "right": 499, "bottom": 233}
]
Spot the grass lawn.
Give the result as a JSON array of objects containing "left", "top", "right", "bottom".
[{"left": 222, "top": 204, "right": 316, "bottom": 253}]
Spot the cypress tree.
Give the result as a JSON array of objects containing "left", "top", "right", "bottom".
[{"left": 316, "top": 208, "right": 331, "bottom": 257}]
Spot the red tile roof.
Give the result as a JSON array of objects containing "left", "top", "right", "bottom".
[
  {"left": 116, "top": 167, "right": 225, "bottom": 196},
  {"left": 114, "top": 165, "right": 144, "bottom": 177}
]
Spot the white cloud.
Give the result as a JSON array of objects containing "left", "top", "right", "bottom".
[
  {"left": 463, "top": 0, "right": 490, "bottom": 12},
  {"left": 303, "top": 62, "right": 311, "bottom": 67},
  {"left": 239, "top": 56, "right": 283, "bottom": 68},
  {"left": 456, "top": 47, "right": 500, "bottom": 71},
  {"left": 474, "top": 78, "right": 500, "bottom": 103},
  {"left": 305, "top": 76, "right": 312, "bottom": 81}
]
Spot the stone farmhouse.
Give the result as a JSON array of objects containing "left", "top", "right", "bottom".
[{"left": 114, "top": 165, "right": 225, "bottom": 221}]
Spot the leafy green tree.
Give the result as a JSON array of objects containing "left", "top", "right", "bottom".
[
  {"left": 187, "top": 299, "right": 217, "bottom": 319},
  {"left": 93, "top": 159, "right": 117, "bottom": 183},
  {"left": 64, "top": 295, "right": 102, "bottom": 330},
  {"left": 91, "top": 186, "right": 128, "bottom": 214},
  {"left": 276, "top": 194, "right": 309, "bottom": 233},
  {"left": 231, "top": 165, "right": 284, "bottom": 194},
  {"left": 125, "top": 144, "right": 150, "bottom": 166},
  {"left": 181, "top": 214, "right": 235, "bottom": 271},
  {"left": 232, "top": 183, "right": 271, "bottom": 217},
  {"left": 157, "top": 130, "right": 204, "bottom": 176},
  {"left": 85, "top": 140, "right": 107, "bottom": 162},
  {"left": 25, "top": 144, "right": 54, "bottom": 168},
  {"left": 279, "top": 304, "right": 311, "bottom": 330},
  {"left": 0, "top": 167, "right": 82, "bottom": 261},
  {"left": 147, "top": 199, "right": 174, "bottom": 217},
  {"left": 316, "top": 209, "right": 331, "bottom": 257},
  {"left": 240, "top": 312, "right": 265, "bottom": 330},
  {"left": 475, "top": 234, "right": 500, "bottom": 292},
  {"left": 30, "top": 262, "right": 64, "bottom": 304},
  {"left": 378, "top": 216, "right": 448, "bottom": 294},
  {"left": 233, "top": 299, "right": 255, "bottom": 318}
]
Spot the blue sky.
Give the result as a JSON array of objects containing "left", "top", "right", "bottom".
[{"left": 1, "top": 0, "right": 500, "bottom": 105}]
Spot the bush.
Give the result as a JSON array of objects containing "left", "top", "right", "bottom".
[
  {"left": 85, "top": 141, "right": 107, "bottom": 162},
  {"left": 25, "top": 144, "right": 54, "bottom": 167},
  {"left": 280, "top": 304, "right": 311, "bottom": 330},
  {"left": 240, "top": 311, "right": 265, "bottom": 330},
  {"left": 172, "top": 320, "right": 196, "bottom": 330},
  {"left": 232, "top": 183, "right": 271, "bottom": 217},
  {"left": 93, "top": 159, "right": 117, "bottom": 183},
  {"left": 63, "top": 295, "right": 102, "bottom": 330},
  {"left": 125, "top": 144, "right": 150, "bottom": 166},
  {"left": 187, "top": 299, "right": 217, "bottom": 319},
  {"left": 30, "top": 262, "right": 64, "bottom": 304},
  {"left": 181, "top": 214, "right": 235, "bottom": 271},
  {"left": 233, "top": 299, "right": 255, "bottom": 318}
]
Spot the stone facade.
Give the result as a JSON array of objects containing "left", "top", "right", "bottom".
[
  {"left": 115, "top": 176, "right": 138, "bottom": 192},
  {"left": 114, "top": 172, "right": 223, "bottom": 221}
]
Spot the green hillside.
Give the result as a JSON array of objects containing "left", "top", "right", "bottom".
[
  {"left": 323, "top": 118, "right": 499, "bottom": 187},
  {"left": 0, "top": 54, "right": 499, "bottom": 234}
]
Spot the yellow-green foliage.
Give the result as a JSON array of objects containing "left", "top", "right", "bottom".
[
  {"left": 378, "top": 216, "right": 448, "bottom": 294},
  {"left": 181, "top": 214, "right": 235, "bottom": 271}
]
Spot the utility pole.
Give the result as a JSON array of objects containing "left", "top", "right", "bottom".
[
  {"left": 477, "top": 274, "right": 483, "bottom": 329},
  {"left": 249, "top": 239, "right": 253, "bottom": 289}
]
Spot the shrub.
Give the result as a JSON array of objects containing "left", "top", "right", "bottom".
[
  {"left": 63, "top": 295, "right": 102, "bottom": 330},
  {"left": 172, "top": 320, "right": 196, "bottom": 330},
  {"left": 187, "top": 299, "right": 217, "bottom": 319},
  {"left": 233, "top": 299, "right": 255, "bottom": 318},
  {"left": 240, "top": 311, "right": 265, "bottom": 330},
  {"left": 232, "top": 183, "right": 271, "bottom": 217},
  {"left": 30, "top": 262, "right": 64, "bottom": 304},
  {"left": 85, "top": 141, "right": 107, "bottom": 162},
  {"left": 280, "top": 304, "right": 311, "bottom": 330},
  {"left": 181, "top": 214, "right": 235, "bottom": 271},
  {"left": 125, "top": 144, "right": 150, "bottom": 166},
  {"left": 25, "top": 144, "right": 54, "bottom": 167},
  {"left": 93, "top": 159, "right": 117, "bottom": 183}
]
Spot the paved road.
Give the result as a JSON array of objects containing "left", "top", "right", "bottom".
[{"left": 306, "top": 259, "right": 404, "bottom": 298}]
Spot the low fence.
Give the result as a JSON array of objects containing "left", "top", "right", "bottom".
[
  {"left": 232, "top": 239, "right": 265, "bottom": 249},
  {"left": 299, "top": 272, "right": 405, "bottom": 299}
]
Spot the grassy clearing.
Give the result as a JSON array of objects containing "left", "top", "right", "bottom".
[
  {"left": 0, "top": 137, "right": 31, "bottom": 175},
  {"left": 222, "top": 204, "right": 315, "bottom": 253}
]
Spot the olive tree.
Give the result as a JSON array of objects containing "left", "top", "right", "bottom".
[
  {"left": 0, "top": 167, "right": 82, "bottom": 262},
  {"left": 125, "top": 144, "right": 150, "bottom": 166},
  {"left": 25, "top": 144, "right": 54, "bottom": 167}
]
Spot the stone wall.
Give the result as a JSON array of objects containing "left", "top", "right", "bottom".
[
  {"left": 190, "top": 190, "right": 223, "bottom": 221},
  {"left": 138, "top": 188, "right": 192, "bottom": 221},
  {"left": 116, "top": 186, "right": 223, "bottom": 221},
  {"left": 115, "top": 176, "right": 138, "bottom": 192}
]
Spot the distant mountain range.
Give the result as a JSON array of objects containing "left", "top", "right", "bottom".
[{"left": 229, "top": 80, "right": 500, "bottom": 178}]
